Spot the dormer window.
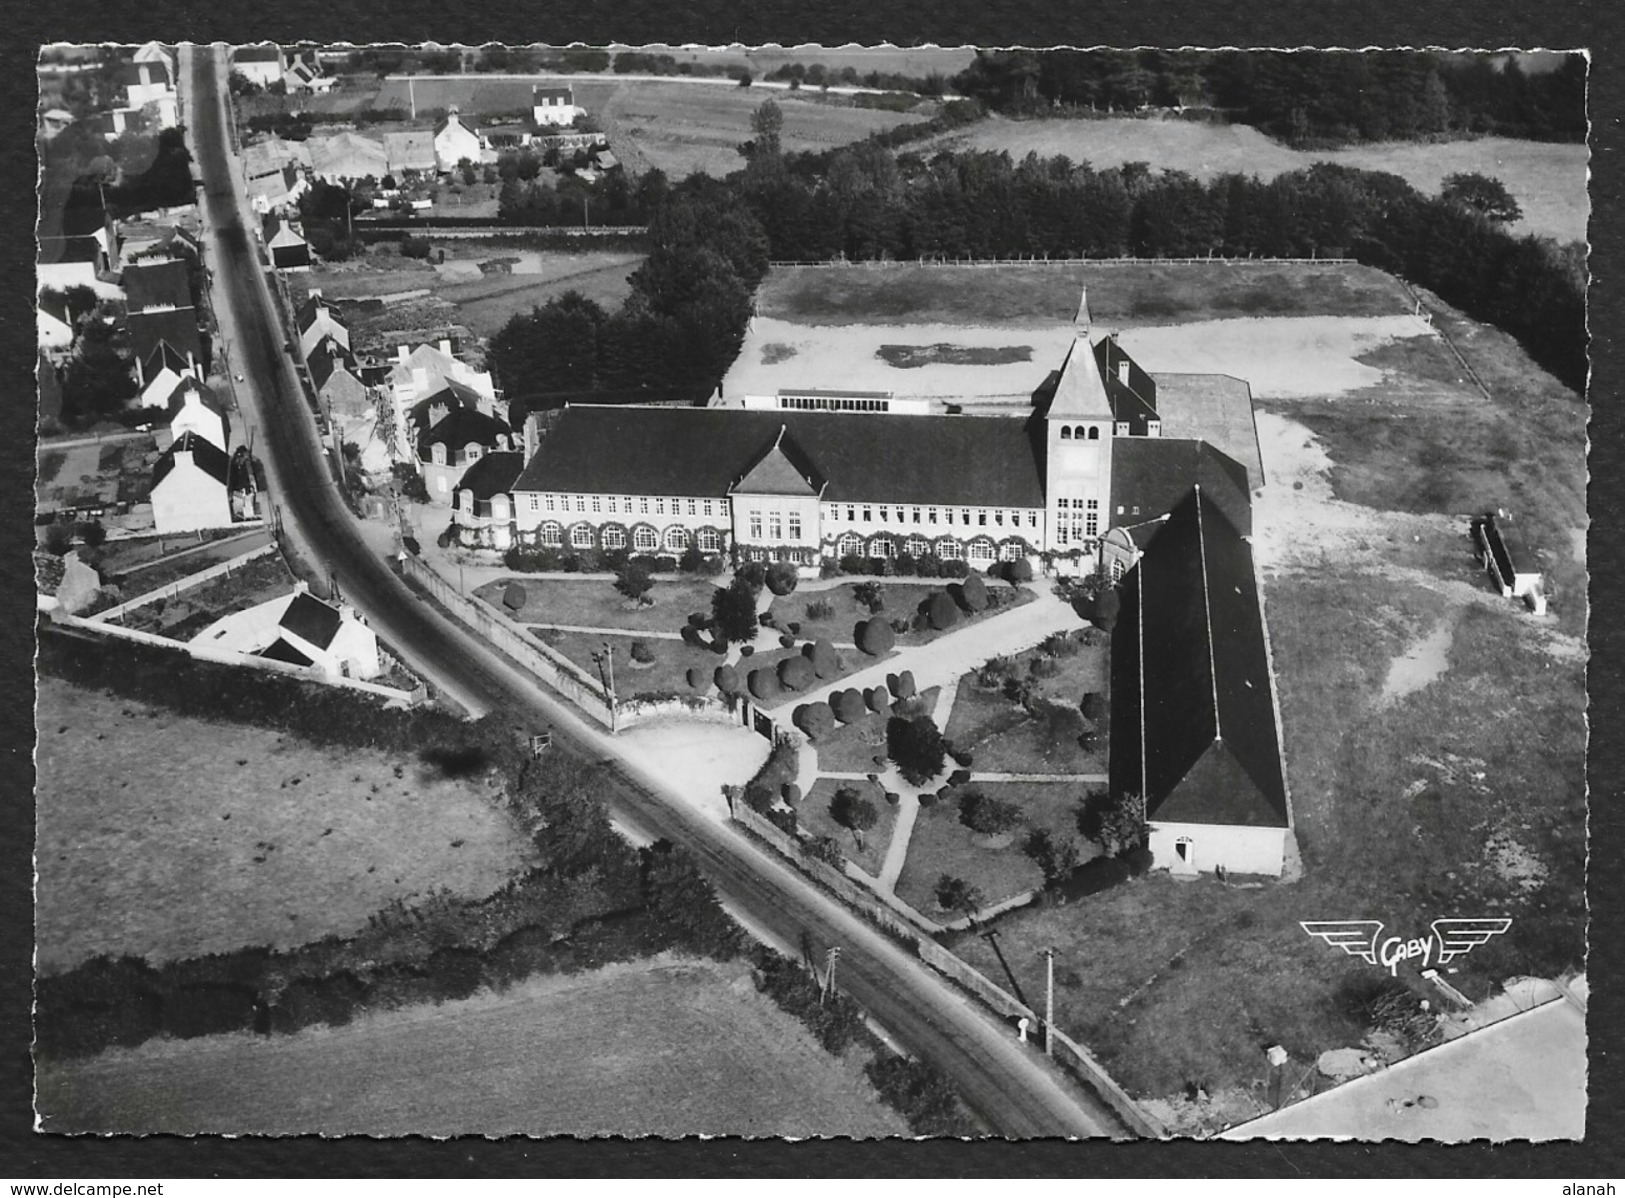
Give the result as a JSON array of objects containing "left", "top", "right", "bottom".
[{"left": 431, "top": 443, "right": 446, "bottom": 466}]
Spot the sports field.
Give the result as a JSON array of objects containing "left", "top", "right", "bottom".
[
  {"left": 35, "top": 956, "right": 911, "bottom": 1137},
  {"left": 34, "top": 678, "right": 535, "bottom": 973},
  {"left": 923, "top": 117, "right": 1588, "bottom": 243}
]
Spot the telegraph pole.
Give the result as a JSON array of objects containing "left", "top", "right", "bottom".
[
  {"left": 822, "top": 946, "right": 841, "bottom": 1004},
  {"left": 1042, "top": 947, "right": 1056, "bottom": 1056}
]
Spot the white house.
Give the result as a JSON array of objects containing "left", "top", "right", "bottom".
[
  {"left": 166, "top": 377, "right": 230, "bottom": 452},
  {"left": 452, "top": 451, "right": 525, "bottom": 550},
  {"left": 295, "top": 292, "right": 350, "bottom": 359},
  {"left": 411, "top": 383, "right": 516, "bottom": 503},
  {"left": 232, "top": 44, "right": 284, "bottom": 88},
  {"left": 151, "top": 431, "right": 234, "bottom": 534},
  {"left": 132, "top": 41, "right": 176, "bottom": 79},
  {"left": 433, "top": 110, "right": 483, "bottom": 173},
  {"left": 282, "top": 51, "right": 335, "bottom": 94},
  {"left": 532, "top": 85, "right": 581, "bottom": 127},
  {"left": 386, "top": 340, "right": 497, "bottom": 460},
  {"left": 36, "top": 291, "right": 76, "bottom": 357},
  {"left": 263, "top": 215, "right": 311, "bottom": 270},
  {"left": 137, "top": 342, "right": 201, "bottom": 408},
  {"left": 1110, "top": 487, "right": 1290, "bottom": 878},
  {"left": 191, "top": 581, "right": 382, "bottom": 680},
  {"left": 114, "top": 58, "right": 178, "bottom": 128},
  {"left": 247, "top": 162, "right": 307, "bottom": 215}
]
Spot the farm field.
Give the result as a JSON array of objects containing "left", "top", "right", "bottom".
[
  {"left": 36, "top": 955, "right": 911, "bottom": 1137},
  {"left": 629, "top": 45, "right": 978, "bottom": 80},
  {"left": 921, "top": 117, "right": 1589, "bottom": 243},
  {"left": 33, "top": 678, "right": 535, "bottom": 974},
  {"left": 944, "top": 278, "right": 1586, "bottom": 1130}
]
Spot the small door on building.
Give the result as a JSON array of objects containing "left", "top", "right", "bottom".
[{"left": 1174, "top": 837, "right": 1195, "bottom": 872}]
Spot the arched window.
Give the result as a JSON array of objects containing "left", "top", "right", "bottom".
[
  {"left": 967, "top": 540, "right": 995, "bottom": 563},
  {"left": 569, "top": 524, "right": 594, "bottom": 549},
  {"left": 633, "top": 525, "right": 659, "bottom": 552},
  {"left": 538, "top": 521, "right": 563, "bottom": 547},
  {"left": 905, "top": 536, "right": 930, "bottom": 558},
  {"left": 601, "top": 525, "right": 626, "bottom": 550},
  {"left": 869, "top": 537, "right": 894, "bottom": 559},
  {"left": 664, "top": 526, "right": 690, "bottom": 552},
  {"left": 935, "top": 538, "right": 961, "bottom": 560},
  {"left": 1087, "top": 426, "right": 1100, "bottom": 441},
  {"left": 697, "top": 528, "right": 721, "bottom": 553},
  {"left": 999, "top": 541, "right": 1024, "bottom": 562},
  {"left": 837, "top": 533, "right": 862, "bottom": 558},
  {"left": 1060, "top": 426, "right": 1072, "bottom": 440}
]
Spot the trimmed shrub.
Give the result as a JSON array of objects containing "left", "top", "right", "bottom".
[
  {"left": 803, "top": 637, "right": 838, "bottom": 679},
  {"left": 630, "top": 640, "right": 655, "bottom": 664},
  {"left": 951, "top": 747, "right": 974, "bottom": 769},
  {"left": 782, "top": 782, "right": 802, "bottom": 805},
  {"left": 714, "top": 664, "right": 742, "bottom": 695},
  {"left": 779, "top": 655, "right": 815, "bottom": 691},
  {"left": 765, "top": 560, "right": 799, "bottom": 596},
  {"left": 926, "top": 590, "right": 960, "bottom": 630},
  {"left": 865, "top": 686, "right": 890, "bottom": 714},
  {"left": 685, "top": 667, "right": 708, "bottom": 690},
  {"left": 832, "top": 688, "right": 867, "bottom": 724},
  {"left": 959, "top": 789, "right": 1022, "bottom": 835},
  {"left": 1091, "top": 587, "right": 1121, "bottom": 632},
  {"left": 886, "top": 714, "right": 947, "bottom": 786},
  {"left": 958, "top": 571, "right": 988, "bottom": 611},
  {"left": 1001, "top": 557, "right": 1034, "bottom": 583},
  {"left": 948, "top": 768, "right": 972, "bottom": 786},
  {"left": 1081, "top": 692, "right": 1109, "bottom": 722},
  {"left": 787, "top": 621, "right": 801, "bottom": 635},
  {"left": 857, "top": 618, "right": 895, "bottom": 656},
  {"left": 890, "top": 669, "right": 917, "bottom": 701},
  {"left": 779, "top": 633, "right": 796, "bottom": 648},
  {"left": 748, "top": 667, "right": 779, "bottom": 701},
  {"left": 501, "top": 583, "right": 527, "bottom": 611},
  {"left": 914, "top": 789, "right": 935, "bottom": 807},
  {"left": 740, "top": 644, "right": 755, "bottom": 657},
  {"left": 794, "top": 701, "right": 835, "bottom": 740}
]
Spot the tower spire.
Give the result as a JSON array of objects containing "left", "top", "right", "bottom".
[{"left": 1076, "top": 285, "right": 1092, "bottom": 331}]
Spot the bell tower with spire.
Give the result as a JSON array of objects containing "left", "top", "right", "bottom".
[{"left": 1042, "top": 292, "right": 1115, "bottom": 566}]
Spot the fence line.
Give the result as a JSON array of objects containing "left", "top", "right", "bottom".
[
  {"left": 398, "top": 553, "right": 614, "bottom": 726},
  {"left": 767, "top": 255, "right": 1358, "bottom": 268},
  {"left": 729, "top": 800, "right": 1165, "bottom": 1138},
  {"left": 49, "top": 612, "right": 425, "bottom": 706},
  {"left": 89, "top": 540, "right": 280, "bottom": 624}
]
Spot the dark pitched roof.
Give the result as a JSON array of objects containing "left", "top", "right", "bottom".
[
  {"left": 513, "top": 406, "right": 1049, "bottom": 509},
  {"left": 433, "top": 112, "right": 478, "bottom": 138},
  {"left": 37, "top": 289, "right": 72, "bottom": 326},
  {"left": 166, "top": 377, "right": 227, "bottom": 422},
  {"left": 1096, "top": 336, "right": 1159, "bottom": 431},
  {"left": 1109, "top": 488, "right": 1287, "bottom": 829},
  {"left": 732, "top": 426, "right": 823, "bottom": 497},
  {"left": 128, "top": 306, "right": 202, "bottom": 365},
  {"left": 152, "top": 430, "right": 230, "bottom": 489},
  {"left": 533, "top": 86, "right": 573, "bottom": 101},
  {"left": 456, "top": 451, "right": 524, "bottom": 501},
  {"left": 308, "top": 340, "right": 357, "bottom": 389},
  {"left": 295, "top": 293, "right": 337, "bottom": 333},
  {"left": 280, "top": 591, "right": 343, "bottom": 649},
  {"left": 234, "top": 45, "right": 282, "bottom": 63},
  {"left": 141, "top": 340, "right": 194, "bottom": 383},
  {"left": 258, "top": 636, "right": 314, "bottom": 667},
  {"left": 1110, "top": 437, "right": 1252, "bottom": 536},
  {"left": 123, "top": 258, "right": 192, "bottom": 312},
  {"left": 116, "top": 60, "right": 170, "bottom": 87},
  {"left": 417, "top": 405, "right": 512, "bottom": 456}
]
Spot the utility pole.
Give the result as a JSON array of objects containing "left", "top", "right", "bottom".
[
  {"left": 1042, "top": 947, "right": 1056, "bottom": 1056},
  {"left": 822, "top": 945, "right": 841, "bottom": 1004}
]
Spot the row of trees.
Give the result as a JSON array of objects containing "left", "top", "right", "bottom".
[{"left": 952, "top": 50, "right": 1587, "bottom": 146}]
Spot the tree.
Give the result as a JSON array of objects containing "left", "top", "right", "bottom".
[
  {"left": 856, "top": 617, "right": 895, "bottom": 656},
  {"left": 854, "top": 580, "right": 886, "bottom": 612},
  {"left": 794, "top": 701, "right": 836, "bottom": 740},
  {"left": 502, "top": 583, "right": 527, "bottom": 611},
  {"left": 641, "top": 840, "right": 743, "bottom": 960},
  {"left": 887, "top": 714, "right": 947, "bottom": 786},
  {"left": 1077, "top": 790, "right": 1149, "bottom": 857},
  {"left": 1021, "top": 827, "right": 1080, "bottom": 881},
  {"left": 778, "top": 655, "right": 815, "bottom": 691},
  {"left": 958, "top": 789, "right": 1022, "bottom": 835},
  {"left": 711, "top": 576, "right": 760, "bottom": 643},
  {"left": 958, "top": 571, "right": 988, "bottom": 612},
  {"left": 614, "top": 559, "right": 655, "bottom": 606},
  {"left": 934, "top": 874, "right": 984, "bottom": 918},
  {"left": 832, "top": 688, "right": 868, "bottom": 724},
  {"left": 926, "top": 589, "right": 960, "bottom": 630},
  {"left": 829, "top": 785, "right": 879, "bottom": 847},
  {"left": 803, "top": 637, "right": 838, "bottom": 679},
  {"left": 1440, "top": 172, "right": 1524, "bottom": 224}
]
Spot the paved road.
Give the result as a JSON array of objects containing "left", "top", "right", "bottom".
[{"left": 185, "top": 45, "right": 1127, "bottom": 1140}]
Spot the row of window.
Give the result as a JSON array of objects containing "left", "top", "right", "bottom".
[
  {"left": 533, "top": 521, "right": 724, "bottom": 554},
  {"left": 833, "top": 534, "right": 1026, "bottom": 563},
  {"left": 526, "top": 493, "right": 722, "bottom": 519},
  {"left": 745, "top": 509, "right": 804, "bottom": 542},
  {"left": 822, "top": 503, "right": 1040, "bottom": 531},
  {"left": 778, "top": 395, "right": 888, "bottom": 412},
  {"left": 1058, "top": 425, "right": 1101, "bottom": 441}
]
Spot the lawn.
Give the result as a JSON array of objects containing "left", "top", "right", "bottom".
[
  {"left": 33, "top": 678, "right": 536, "bottom": 974},
  {"left": 810, "top": 687, "right": 940, "bottom": 774},
  {"left": 477, "top": 573, "right": 724, "bottom": 634},
  {"left": 771, "top": 577, "right": 1034, "bottom": 650},
  {"left": 438, "top": 251, "right": 643, "bottom": 337},
  {"left": 755, "top": 261, "right": 1412, "bottom": 329},
  {"left": 545, "top": 629, "right": 721, "bottom": 702},
  {"left": 35, "top": 955, "right": 910, "bottom": 1137},
  {"left": 923, "top": 116, "right": 1588, "bottom": 243},
  {"left": 892, "top": 781, "right": 1082, "bottom": 918},
  {"left": 122, "top": 553, "right": 295, "bottom": 639},
  {"left": 944, "top": 634, "right": 1108, "bottom": 774},
  {"left": 798, "top": 778, "right": 899, "bottom": 877}
]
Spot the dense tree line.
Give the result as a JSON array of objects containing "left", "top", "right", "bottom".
[{"left": 953, "top": 50, "right": 1587, "bottom": 146}]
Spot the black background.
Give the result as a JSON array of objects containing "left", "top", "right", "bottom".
[{"left": 4, "top": 0, "right": 1619, "bottom": 1179}]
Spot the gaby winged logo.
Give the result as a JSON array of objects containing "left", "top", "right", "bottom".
[{"left": 1300, "top": 919, "right": 1512, "bottom": 976}]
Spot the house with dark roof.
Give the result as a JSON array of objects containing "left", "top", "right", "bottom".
[
  {"left": 1110, "top": 488, "right": 1290, "bottom": 876},
  {"left": 137, "top": 341, "right": 199, "bottom": 401},
  {"left": 295, "top": 291, "right": 349, "bottom": 358},
  {"left": 164, "top": 377, "right": 230, "bottom": 452},
  {"left": 412, "top": 384, "right": 516, "bottom": 503},
  {"left": 151, "top": 431, "right": 233, "bottom": 533},
  {"left": 247, "top": 161, "right": 308, "bottom": 215},
  {"left": 308, "top": 340, "right": 370, "bottom": 417},
  {"left": 190, "top": 580, "right": 381, "bottom": 679},
  {"left": 232, "top": 44, "right": 284, "bottom": 88},
  {"left": 37, "top": 233, "right": 114, "bottom": 292},
  {"left": 532, "top": 85, "right": 580, "bottom": 127},
  {"left": 36, "top": 289, "right": 76, "bottom": 356},
  {"left": 263, "top": 214, "right": 311, "bottom": 270},
  {"left": 129, "top": 306, "right": 203, "bottom": 373},
  {"left": 123, "top": 258, "right": 192, "bottom": 313},
  {"left": 453, "top": 451, "right": 525, "bottom": 550}
]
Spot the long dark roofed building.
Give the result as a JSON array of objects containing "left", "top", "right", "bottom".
[{"left": 1110, "top": 487, "right": 1289, "bottom": 876}]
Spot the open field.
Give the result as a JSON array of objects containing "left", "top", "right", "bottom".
[
  {"left": 799, "top": 777, "right": 898, "bottom": 876},
  {"left": 435, "top": 250, "right": 642, "bottom": 336},
  {"left": 36, "top": 955, "right": 911, "bottom": 1136},
  {"left": 921, "top": 116, "right": 1588, "bottom": 243},
  {"left": 34, "top": 678, "right": 535, "bottom": 974},
  {"left": 628, "top": 45, "right": 978, "bottom": 80},
  {"left": 579, "top": 79, "right": 935, "bottom": 179},
  {"left": 894, "top": 781, "right": 1083, "bottom": 916},
  {"left": 755, "top": 261, "right": 1413, "bottom": 328},
  {"left": 478, "top": 573, "right": 722, "bottom": 634}
]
